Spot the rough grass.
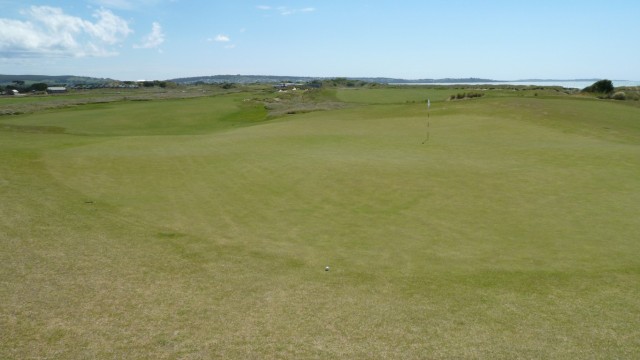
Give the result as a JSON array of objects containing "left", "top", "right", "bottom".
[
  {"left": 1, "top": 87, "right": 639, "bottom": 358},
  {"left": 0, "top": 93, "right": 267, "bottom": 136},
  {"left": 262, "top": 88, "right": 350, "bottom": 117},
  {"left": 0, "top": 86, "right": 236, "bottom": 116}
]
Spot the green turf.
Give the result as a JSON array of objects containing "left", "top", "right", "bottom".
[
  {"left": 1, "top": 93, "right": 266, "bottom": 136},
  {"left": 333, "top": 85, "right": 575, "bottom": 105},
  {"left": 1, "top": 88, "right": 639, "bottom": 358}
]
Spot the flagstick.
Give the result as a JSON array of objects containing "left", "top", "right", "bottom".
[
  {"left": 422, "top": 98, "right": 431, "bottom": 144},
  {"left": 422, "top": 120, "right": 429, "bottom": 144}
]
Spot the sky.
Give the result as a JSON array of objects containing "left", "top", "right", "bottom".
[{"left": 0, "top": 0, "right": 639, "bottom": 81}]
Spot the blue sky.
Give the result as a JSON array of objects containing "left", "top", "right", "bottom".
[{"left": 1, "top": 0, "right": 638, "bottom": 81}]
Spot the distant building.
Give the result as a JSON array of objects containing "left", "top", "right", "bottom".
[
  {"left": 46, "top": 86, "right": 67, "bottom": 94},
  {"left": 5, "top": 89, "right": 19, "bottom": 95}
]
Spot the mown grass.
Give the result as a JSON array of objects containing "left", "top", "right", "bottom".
[{"left": 1, "top": 87, "right": 639, "bottom": 358}]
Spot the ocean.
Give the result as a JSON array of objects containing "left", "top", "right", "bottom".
[{"left": 392, "top": 80, "right": 640, "bottom": 88}]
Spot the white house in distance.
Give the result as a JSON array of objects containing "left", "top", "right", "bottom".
[{"left": 46, "top": 86, "right": 67, "bottom": 94}]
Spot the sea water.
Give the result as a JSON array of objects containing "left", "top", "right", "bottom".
[{"left": 394, "top": 80, "right": 640, "bottom": 88}]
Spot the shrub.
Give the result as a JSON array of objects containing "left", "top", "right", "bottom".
[
  {"left": 449, "top": 92, "right": 485, "bottom": 101},
  {"left": 30, "top": 83, "right": 49, "bottom": 92},
  {"left": 582, "top": 79, "right": 614, "bottom": 94},
  {"left": 611, "top": 91, "right": 626, "bottom": 100},
  {"left": 466, "top": 92, "right": 483, "bottom": 98}
]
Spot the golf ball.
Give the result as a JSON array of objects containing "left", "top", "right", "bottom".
[{"left": 325, "top": 266, "right": 330, "bottom": 271}]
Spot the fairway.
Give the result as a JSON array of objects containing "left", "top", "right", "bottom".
[{"left": 2, "top": 87, "right": 640, "bottom": 358}]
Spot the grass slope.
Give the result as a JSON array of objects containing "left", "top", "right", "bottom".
[{"left": 1, "top": 88, "right": 639, "bottom": 358}]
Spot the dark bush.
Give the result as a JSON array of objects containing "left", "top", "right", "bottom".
[
  {"left": 582, "top": 79, "right": 614, "bottom": 94},
  {"left": 449, "top": 92, "right": 485, "bottom": 100},
  {"left": 30, "top": 83, "right": 48, "bottom": 92}
]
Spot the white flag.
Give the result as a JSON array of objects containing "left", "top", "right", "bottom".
[{"left": 427, "top": 99, "right": 431, "bottom": 109}]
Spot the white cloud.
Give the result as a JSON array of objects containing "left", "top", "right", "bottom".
[
  {"left": 86, "top": 8, "right": 133, "bottom": 44},
  {"left": 134, "top": 22, "right": 164, "bottom": 49},
  {"left": 93, "top": 0, "right": 136, "bottom": 10},
  {"left": 262, "top": 6, "right": 316, "bottom": 16},
  {"left": 0, "top": 6, "right": 132, "bottom": 58},
  {"left": 206, "top": 34, "right": 235, "bottom": 49},
  {"left": 91, "top": 0, "right": 163, "bottom": 11}
]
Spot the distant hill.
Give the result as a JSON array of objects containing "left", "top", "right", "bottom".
[
  {"left": 513, "top": 78, "right": 600, "bottom": 82},
  {"left": 168, "top": 75, "right": 499, "bottom": 85},
  {"left": 0, "top": 74, "right": 115, "bottom": 86},
  {"left": 2, "top": 74, "right": 612, "bottom": 87},
  {"left": 5, "top": 73, "right": 504, "bottom": 87},
  {"left": 169, "top": 75, "right": 319, "bottom": 84}
]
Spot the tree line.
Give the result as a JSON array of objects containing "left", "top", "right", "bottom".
[{"left": 4, "top": 80, "right": 49, "bottom": 93}]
